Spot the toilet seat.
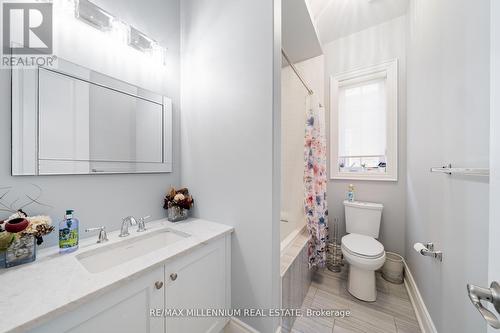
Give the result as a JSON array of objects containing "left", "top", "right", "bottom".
[{"left": 341, "top": 233, "right": 384, "bottom": 259}]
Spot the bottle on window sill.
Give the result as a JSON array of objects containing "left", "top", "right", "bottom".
[{"left": 346, "top": 184, "right": 355, "bottom": 202}]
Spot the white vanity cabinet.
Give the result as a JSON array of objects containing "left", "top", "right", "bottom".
[
  {"left": 165, "top": 237, "right": 230, "bottom": 333},
  {"left": 29, "top": 235, "right": 230, "bottom": 333},
  {"left": 30, "top": 266, "right": 166, "bottom": 333}
]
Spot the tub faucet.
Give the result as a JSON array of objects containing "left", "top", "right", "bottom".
[{"left": 119, "top": 216, "right": 137, "bottom": 237}]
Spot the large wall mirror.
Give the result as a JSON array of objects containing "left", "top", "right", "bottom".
[{"left": 11, "top": 58, "right": 172, "bottom": 175}]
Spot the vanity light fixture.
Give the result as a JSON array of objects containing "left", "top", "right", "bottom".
[
  {"left": 75, "top": 0, "right": 113, "bottom": 31},
  {"left": 128, "top": 26, "right": 167, "bottom": 65},
  {"left": 128, "top": 26, "right": 154, "bottom": 52},
  {"left": 72, "top": 0, "right": 167, "bottom": 65}
]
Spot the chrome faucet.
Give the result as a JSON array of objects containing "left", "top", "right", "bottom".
[
  {"left": 137, "top": 216, "right": 151, "bottom": 232},
  {"left": 119, "top": 216, "right": 137, "bottom": 237},
  {"left": 85, "top": 226, "right": 109, "bottom": 243}
]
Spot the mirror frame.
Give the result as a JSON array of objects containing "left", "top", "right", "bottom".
[{"left": 11, "top": 58, "right": 173, "bottom": 176}]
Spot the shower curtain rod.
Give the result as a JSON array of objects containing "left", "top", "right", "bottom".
[{"left": 281, "top": 49, "right": 314, "bottom": 95}]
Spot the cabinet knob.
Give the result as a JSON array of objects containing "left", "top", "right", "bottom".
[
  {"left": 155, "top": 281, "right": 164, "bottom": 289},
  {"left": 170, "top": 273, "right": 178, "bottom": 281}
]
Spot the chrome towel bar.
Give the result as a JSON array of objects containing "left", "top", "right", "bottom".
[{"left": 430, "top": 164, "right": 489, "bottom": 177}]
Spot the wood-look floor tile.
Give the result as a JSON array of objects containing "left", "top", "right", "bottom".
[
  {"left": 313, "top": 289, "right": 397, "bottom": 333},
  {"left": 395, "top": 318, "right": 421, "bottom": 333},
  {"left": 333, "top": 320, "right": 367, "bottom": 333},
  {"left": 293, "top": 266, "right": 422, "bottom": 333},
  {"left": 304, "top": 293, "right": 339, "bottom": 326},
  {"left": 387, "top": 281, "right": 410, "bottom": 300},
  {"left": 290, "top": 315, "right": 333, "bottom": 333},
  {"left": 302, "top": 286, "right": 317, "bottom": 308},
  {"left": 335, "top": 316, "right": 397, "bottom": 333},
  {"left": 311, "top": 271, "right": 344, "bottom": 295},
  {"left": 320, "top": 267, "right": 348, "bottom": 280},
  {"left": 375, "top": 272, "right": 391, "bottom": 293},
  {"left": 337, "top": 279, "right": 418, "bottom": 324}
]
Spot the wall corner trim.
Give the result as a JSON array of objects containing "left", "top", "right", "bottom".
[{"left": 404, "top": 261, "right": 438, "bottom": 333}]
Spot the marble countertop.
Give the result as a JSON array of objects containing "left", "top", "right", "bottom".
[{"left": 0, "top": 218, "right": 234, "bottom": 333}]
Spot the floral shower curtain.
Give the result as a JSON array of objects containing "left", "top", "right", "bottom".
[{"left": 304, "top": 95, "right": 329, "bottom": 268}]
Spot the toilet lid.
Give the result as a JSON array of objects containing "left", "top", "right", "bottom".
[{"left": 342, "top": 234, "right": 384, "bottom": 258}]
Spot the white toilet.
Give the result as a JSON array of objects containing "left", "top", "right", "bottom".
[{"left": 341, "top": 200, "right": 386, "bottom": 302}]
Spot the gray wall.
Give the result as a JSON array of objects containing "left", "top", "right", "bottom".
[
  {"left": 406, "top": 0, "right": 490, "bottom": 332},
  {"left": 0, "top": 0, "right": 181, "bottom": 248},
  {"left": 180, "top": 0, "right": 281, "bottom": 332},
  {"left": 490, "top": 4, "right": 500, "bottom": 333},
  {"left": 324, "top": 16, "right": 407, "bottom": 255}
]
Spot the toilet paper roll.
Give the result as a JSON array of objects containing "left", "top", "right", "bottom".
[{"left": 413, "top": 242, "right": 426, "bottom": 253}]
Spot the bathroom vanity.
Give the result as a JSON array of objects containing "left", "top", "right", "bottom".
[{"left": 0, "top": 218, "right": 233, "bottom": 333}]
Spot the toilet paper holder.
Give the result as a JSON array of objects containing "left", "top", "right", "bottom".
[{"left": 415, "top": 242, "right": 443, "bottom": 262}]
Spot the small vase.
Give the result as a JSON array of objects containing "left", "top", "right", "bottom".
[
  {"left": 167, "top": 206, "right": 189, "bottom": 222},
  {"left": 5, "top": 235, "right": 36, "bottom": 268}
]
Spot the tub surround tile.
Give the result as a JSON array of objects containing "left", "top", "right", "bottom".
[
  {"left": 281, "top": 230, "right": 313, "bottom": 333},
  {"left": 280, "top": 229, "right": 310, "bottom": 276},
  {"left": 0, "top": 218, "right": 234, "bottom": 333}
]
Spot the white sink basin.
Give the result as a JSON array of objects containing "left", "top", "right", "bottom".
[{"left": 77, "top": 228, "right": 190, "bottom": 273}]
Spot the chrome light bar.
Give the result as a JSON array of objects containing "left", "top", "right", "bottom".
[
  {"left": 75, "top": 0, "right": 113, "bottom": 31},
  {"left": 128, "top": 26, "right": 154, "bottom": 52},
  {"left": 74, "top": 0, "right": 167, "bottom": 61}
]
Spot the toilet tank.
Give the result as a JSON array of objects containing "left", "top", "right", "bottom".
[{"left": 344, "top": 200, "right": 383, "bottom": 238}]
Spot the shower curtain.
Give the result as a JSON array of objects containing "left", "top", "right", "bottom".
[{"left": 304, "top": 95, "right": 329, "bottom": 268}]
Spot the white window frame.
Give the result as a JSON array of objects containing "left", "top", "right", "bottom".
[{"left": 330, "top": 59, "right": 398, "bottom": 181}]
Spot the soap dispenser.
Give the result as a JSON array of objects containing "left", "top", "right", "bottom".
[{"left": 59, "top": 210, "right": 79, "bottom": 253}]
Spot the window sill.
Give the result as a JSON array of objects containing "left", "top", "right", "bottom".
[{"left": 331, "top": 174, "right": 398, "bottom": 182}]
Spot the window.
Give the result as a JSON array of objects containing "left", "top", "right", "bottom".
[{"left": 330, "top": 60, "right": 398, "bottom": 181}]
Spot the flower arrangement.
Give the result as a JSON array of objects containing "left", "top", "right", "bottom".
[
  {"left": 163, "top": 187, "right": 193, "bottom": 222},
  {"left": 164, "top": 187, "right": 194, "bottom": 210},
  {"left": 0, "top": 211, "right": 54, "bottom": 250},
  {"left": 0, "top": 185, "right": 54, "bottom": 267}
]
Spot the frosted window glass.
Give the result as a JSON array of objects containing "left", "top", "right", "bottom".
[{"left": 338, "top": 79, "right": 387, "bottom": 157}]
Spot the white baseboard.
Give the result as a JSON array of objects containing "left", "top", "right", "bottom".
[
  {"left": 223, "top": 317, "right": 260, "bottom": 333},
  {"left": 223, "top": 318, "right": 281, "bottom": 333},
  {"left": 403, "top": 261, "right": 438, "bottom": 333}
]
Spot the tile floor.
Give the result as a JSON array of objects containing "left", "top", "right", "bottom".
[{"left": 290, "top": 266, "right": 421, "bottom": 333}]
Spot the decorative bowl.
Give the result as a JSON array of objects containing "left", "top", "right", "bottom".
[{"left": 5, "top": 218, "right": 29, "bottom": 233}]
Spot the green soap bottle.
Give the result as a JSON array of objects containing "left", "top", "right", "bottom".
[{"left": 59, "top": 210, "right": 79, "bottom": 253}]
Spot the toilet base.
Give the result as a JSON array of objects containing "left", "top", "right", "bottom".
[{"left": 347, "top": 265, "right": 377, "bottom": 302}]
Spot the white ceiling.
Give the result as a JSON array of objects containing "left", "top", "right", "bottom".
[
  {"left": 282, "top": 0, "right": 323, "bottom": 64},
  {"left": 307, "top": 0, "right": 409, "bottom": 45}
]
